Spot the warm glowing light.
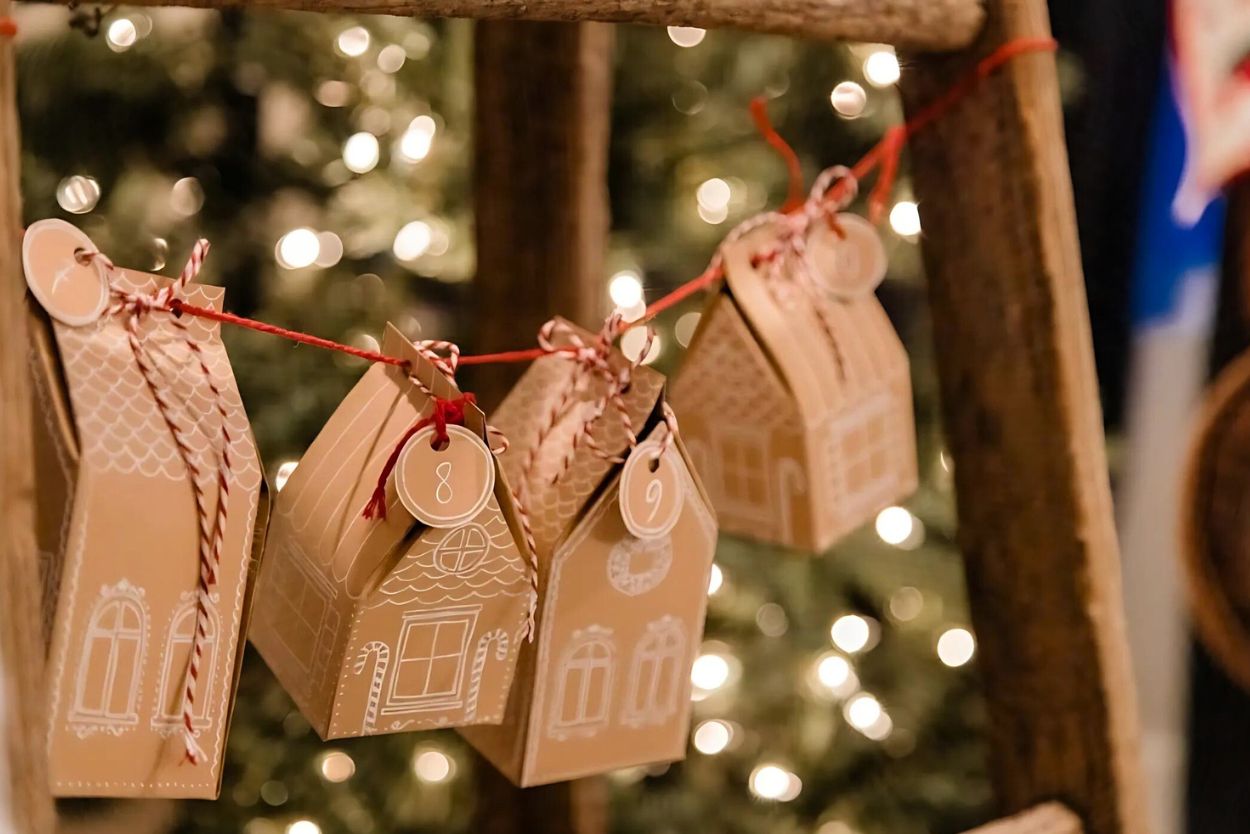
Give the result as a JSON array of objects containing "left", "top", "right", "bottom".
[
  {"left": 830, "top": 81, "right": 867, "bottom": 118},
  {"left": 398, "top": 115, "right": 436, "bottom": 162},
  {"left": 106, "top": 18, "right": 138, "bottom": 52},
  {"left": 666, "top": 26, "right": 706, "bottom": 47},
  {"left": 749, "top": 764, "right": 802, "bottom": 801},
  {"left": 342, "top": 132, "right": 380, "bottom": 174},
  {"left": 890, "top": 201, "right": 922, "bottom": 237},
  {"left": 863, "top": 50, "right": 901, "bottom": 87},
  {"left": 697, "top": 177, "right": 732, "bottom": 212},
  {"left": 875, "top": 506, "right": 915, "bottom": 545},
  {"left": 286, "top": 821, "right": 321, "bottom": 834},
  {"left": 830, "top": 614, "right": 871, "bottom": 654},
  {"left": 690, "top": 653, "right": 731, "bottom": 692},
  {"left": 378, "top": 43, "right": 407, "bottom": 73},
  {"left": 276, "top": 228, "right": 321, "bottom": 270},
  {"left": 170, "top": 177, "right": 205, "bottom": 216},
  {"left": 393, "top": 221, "right": 433, "bottom": 261},
  {"left": 316, "top": 80, "right": 352, "bottom": 108},
  {"left": 609, "top": 271, "right": 644, "bottom": 307},
  {"left": 675, "top": 311, "right": 701, "bottom": 347},
  {"left": 937, "top": 627, "right": 976, "bottom": 668},
  {"left": 620, "top": 326, "right": 662, "bottom": 365},
  {"left": 274, "top": 461, "right": 299, "bottom": 492},
  {"left": 707, "top": 563, "right": 724, "bottom": 595},
  {"left": 318, "top": 751, "right": 355, "bottom": 783},
  {"left": 888, "top": 586, "right": 924, "bottom": 622},
  {"left": 698, "top": 203, "right": 729, "bottom": 225},
  {"left": 815, "top": 652, "right": 857, "bottom": 697},
  {"left": 315, "top": 232, "right": 344, "bottom": 268},
  {"left": 692, "top": 719, "right": 732, "bottom": 755},
  {"left": 56, "top": 175, "right": 100, "bottom": 214},
  {"left": 336, "top": 26, "right": 371, "bottom": 57},
  {"left": 412, "top": 748, "right": 454, "bottom": 783},
  {"left": 844, "top": 693, "right": 882, "bottom": 730}
]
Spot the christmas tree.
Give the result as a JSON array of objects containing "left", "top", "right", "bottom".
[{"left": 17, "top": 7, "right": 989, "bottom": 833}]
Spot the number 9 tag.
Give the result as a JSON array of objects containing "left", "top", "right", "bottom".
[
  {"left": 619, "top": 438, "right": 684, "bottom": 540},
  {"left": 394, "top": 423, "right": 496, "bottom": 528}
]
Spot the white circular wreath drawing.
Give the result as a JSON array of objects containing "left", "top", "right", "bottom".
[{"left": 606, "top": 536, "right": 673, "bottom": 597}]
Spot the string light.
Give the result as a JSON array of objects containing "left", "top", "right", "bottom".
[
  {"left": 317, "top": 751, "right": 355, "bottom": 783},
  {"left": 274, "top": 461, "right": 299, "bottom": 492},
  {"left": 286, "top": 821, "right": 321, "bottom": 834},
  {"left": 830, "top": 81, "right": 867, "bottom": 118},
  {"left": 937, "top": 627, "right": 976, "bottom": 667},
  {"left": 698, "top": 203, "right": 729, "bottom": 225},
  {"left": 55, "top": 175, "right": 100, "bottom": 214},
  {"left": 412, "top": 748, "right": 455, "bottom": 783},
  {"left": 675, "top": 311, "right": 701, "bottom": 347},
  {"left": 666, "top": 26, "right": 706, "bottom": 47},
  {"left": 749, "top": 764, "right": 802, "bottom": 801},
  {"left": 377, "top": 43, "right": 407, "bottom": 73},
  {"left": 690, "top": 651, "right": 731, "bottom": 692},
  {"left": 342, "top": 132, "right": 380, "bottom": 174},
  {"left": 755, "top": 603, "right": 788, "bottom": 637},
  {"left": 106, "top": 18, "right": 138, "bottom": 52},
  {"left": 620, "top": 326, "right": 661, "bottom": 365},
  {"left": 315, "top": 80, "right": 352, "bottom": 108},
  {"left": 888, "top": 587, "right": 924, "bottom": 623},
  {"left": 707, "top": 564, "right": 724, "bottom": 595},
  {"left": 830, "top": 614, "right": 871, "bottom": 654},
  {"left": 874, "top": 506, "right": 914, "bottom": 545},
  {"left": 863, "top": 50, "right": 901, "bottom": 87},
  {"left": 393, "top": 221, "right": 433, "bottom": 261},
  {"left": 813, "top": 651, "right": 858, "bottom": 698},
  {"left": 697, "top": 177, "right": 732, "bottom": 212},
  {"left": 844, "top": 693, "right": 882, "bottom": 729},
  {"left": 336, "top": 26, "right": 370, "bottom": 57},
  {"left": 314, "top": 232, "right": 343, "bottom": 268},
  {"left": 889, "top": 200, "right": 922, "bottom": 237},
  {"left": 276, "top": 228, "right": 321, "bottom": 270},
  {"left": 609, "top": 270, "right": 644, "bottom": 307},
  {"left": 692, "top": 719, "right": 733, "bottom": 755},
  {"left": 398, "top": 115, "right": 436, "bottom": 162},
  {"left": 170, "top": 176, "right": 205, "bottom": 216}
]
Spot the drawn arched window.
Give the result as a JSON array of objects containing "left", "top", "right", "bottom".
[
  {"left": 549, "top": 626, "right": 614, "bottom": 739},
  {"left": 71, "top": 580, "right": 147, "bottom": 730},
  {"left": 622, "top": 617, "right": 686, "bottom": 727},
  {"left": 433, "top": 523, "right": 490, "bottom": 575},
  {"left": 154, "top": 600, "right": 218, "bottom": 728}
]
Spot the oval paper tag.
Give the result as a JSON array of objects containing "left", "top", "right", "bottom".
[
  {"left": 23, "top": 219, "right": 111, "bottom": 327},
  {"left": 805, "top": 213, "right": 887, "bottom": 300},
  {"left": 619, "top": 438, "right": 684, "bottom": 540},
  {"left": 394, "top": 424, "right": 496, "bottom": 529}
]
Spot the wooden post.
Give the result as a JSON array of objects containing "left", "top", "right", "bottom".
[
  {"left": 468, "top": 20, "right": 611, "bottom": 834},
  {"left": 469, "top": 20, "right": 612, "bottom": 408},
  {"left": 0, "top": 1, "right": 55, "bottom": 831},
  {"left": 901, "top": 3, "right": 1148, "bottom": 834}
]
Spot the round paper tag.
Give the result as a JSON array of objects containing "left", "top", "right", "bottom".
[
  {"left": 805, "top": 213, "right": 887, "bottom": 300},
  {"left": 619, "top": 438, "right": 684, "bottom": 540},
  {"left": 394, "top": 424, "right": 496, "bottom": 529},
  {"left": 22, "top": 219, "right": 111, "bottom": 327}
]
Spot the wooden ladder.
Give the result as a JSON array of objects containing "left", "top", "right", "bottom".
[{"left": 0, "top": 1, "right": 1147, "bottom": 833}]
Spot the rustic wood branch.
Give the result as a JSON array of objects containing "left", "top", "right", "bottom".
[
  {"left": 45, "top": 0, "right": 984, "bottom": 51},
  {"left": 0, "top": 0, "right": 55, "bottom": 829},
  {"left": 960, "top": 804, "right": 1083, "bottom": 834},
  {"left": 900, "top": 2, "right": 1148, "bottom": 834},
  {"left": 467, "top": 20, "right": 613, "bottom": 410}
]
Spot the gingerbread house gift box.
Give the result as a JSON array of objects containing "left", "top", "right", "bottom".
[
  {"left": 669, "top": 216, "right": 917, "bottom": 553},
  {"left": 250, "top": 324, "right": 533, "bottom": 739},
  {"left": 24, "top": 220, "right": 268, "bottom": 799},
  {"left": 460, "top": 319, "right": 718, "bottom": 787}
]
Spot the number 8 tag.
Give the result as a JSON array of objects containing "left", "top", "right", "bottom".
[
  {"left": 619, "top": 438, "right": 684, "bottom": 540},
  {"left": 394, "top": 424, "right": 496, "bottom": 528}
]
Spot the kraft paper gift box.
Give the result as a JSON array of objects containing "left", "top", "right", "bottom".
[
  {"left": 250, "top": 324, "right": 533, "bottom": 739},
  {"left": 669, "top": 217, "right": 917, "bottom": 553},
  {"left": 24, "top": 220, "right": 267, "bottom": 799},
  {"left": 460, "top": 319, "right": 719, "bottom": 787}
]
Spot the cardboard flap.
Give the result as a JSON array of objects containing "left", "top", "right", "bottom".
[
  {"left": 490, "top": 318, "right": 666, "bottom": 554},
  {"left": 722, "top": 226, "right": 869, "bottom": 424}
]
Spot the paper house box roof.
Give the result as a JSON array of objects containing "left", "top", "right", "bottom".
[
  {"left": 460, "top": 320, "right": 718, "bottom": 787},
  {"left": 669, "top": 221, "right": 918, "bottom": 553},
  {"left": 250, "top": 325, "right": 533, "bottom": 739},
  {"left": 25, "top": 220, "right": 268, "bottom": 799}
]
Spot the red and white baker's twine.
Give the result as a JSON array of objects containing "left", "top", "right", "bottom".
[{"left": 81, "top": 240, "right": 228, "bottom": 765}]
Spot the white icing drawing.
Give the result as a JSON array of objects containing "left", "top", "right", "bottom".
[
  {"left": 464, "top": 629, "right": 509, "bottom": 721},
  {"left": 606, "top": 536, "right": 673, "bottom": 597},
  {"left": 352, "top": 640, "right": 390, "bottom": 734},
  {"left": 70, "top": 579, "right": 149, "bottom": 737},
  {"left": 548, "top": 625, "right": 615, "bottom": 740},
  {"left": 621, "top": 616, "right": 686, "bottom": 728}
]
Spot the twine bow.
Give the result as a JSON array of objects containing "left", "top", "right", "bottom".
[{"left": 81, "top": 240, "right": 229, "bottom": 766}]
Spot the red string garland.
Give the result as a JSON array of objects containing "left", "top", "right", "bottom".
[{"left": 163, "top": 36, "right": 1058, "bottom": 373}]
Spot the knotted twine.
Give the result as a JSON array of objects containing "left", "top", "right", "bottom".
[{"left": 81, "top": 241, "right": 229, "bottom": 765}]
